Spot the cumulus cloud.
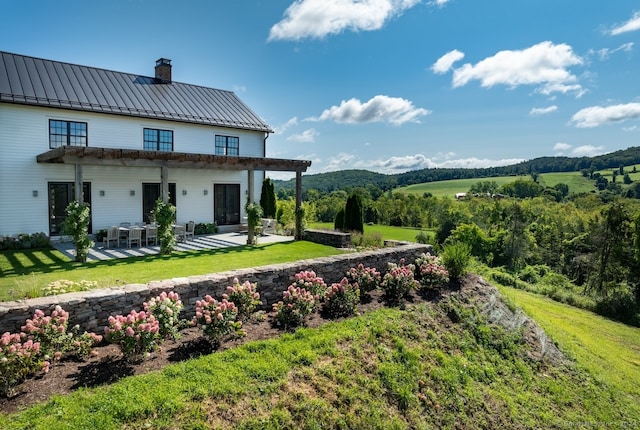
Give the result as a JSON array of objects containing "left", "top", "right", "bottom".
[
  {"left": 447, "top": 41, "right": 584, "bottom": 96},
  {"left": 569, "top": 102, "right": 640, "bottom": 128},
  {"left": 571, "top": 145, "right": 606, "bottom": 157},
  {"left": 432, "top": 49, "right": 465, "bottom": 74},
  {"left": 268, "top": 0, "right": 420, "bottom": 41},
  {"left": 553, "top": 142, "right": 572, "bottom": 152},
  {"left": 316, "top": 153, "right": 524, "bottom": 174},
  {"left": 530, "top": 105, "right": 558, "bottom": 116},
  {"left": 287, "top": 128, "right": 319, "bottom": 142},
  {"left": 310, "top": 95, "right": 431, "bottom": 125},
  {"left": 610, "top": 12, "right": 640, "bottom": 36}
]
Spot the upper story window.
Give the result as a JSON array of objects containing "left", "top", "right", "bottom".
[
  {"left": 215, "top": 135, "right": 239, "bottom": 156},
  {"left": 49, "top": 120, "right": 87, "bottom": 148},
  {"left": 144, "top": 128, "right": 173, "bottom": 152}
]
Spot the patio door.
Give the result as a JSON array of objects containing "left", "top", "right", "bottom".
[
  {"left": 48, "top": 182, "right": 92, "bottom": 236},
  {"left": 214, "top": 184, "right": 240, "bottom": 225},
  {"left": 142, "top": 183, "right": 176, "bottom": 223}
]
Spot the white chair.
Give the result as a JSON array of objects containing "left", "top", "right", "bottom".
[
  {"left": 185, "top": 221, "right": 195, "bottom": 241},
  {"left": 174, "top": 225, "right": 186, "bottom": 242},
  {"left": 127, "top": 227, "right": 142, "bottom": 248},
  {"left": 103, "top": 226, "right": 120, "bottom": 248},
  {"left": 145, "top": 225, "right": 158, "bottom": 246}
]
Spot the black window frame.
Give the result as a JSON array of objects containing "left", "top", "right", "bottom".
[
  {"left": 215, "top": 135, "right": 239, "bottom": 156},
  {"left": 49, "top": 119, "right": 88, "bottom": 149},
  {"left": 144, "top": 128, "right": 174, "bottom": 152}
]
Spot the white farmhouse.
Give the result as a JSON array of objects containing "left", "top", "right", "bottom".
[{"left": 0, "top": 52, "right": 310, "bottom": 238}]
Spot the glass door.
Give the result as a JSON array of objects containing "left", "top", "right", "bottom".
[
  {"left": 214, "top": 184, "right": 240, "bottom": 225},
  {"left": 48, "top": 182, "right": 92, "bottom": 236},
  {"left": 142, "top": 183, "right": 176, "bottom": 223}
]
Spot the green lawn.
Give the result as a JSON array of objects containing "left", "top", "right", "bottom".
[
  {"left": 395, "top": 176, "right": 530, "bottom": 198},
  {"left": 0, "top": 241, "right": 341, "bottom": 302},
  {"left": 498, "top": 286, "right": 640, "bottom": 408},
  {"left": 537, "top": 171, "right": 596, "bottom": 194},
  {"left": 309, "top": 222, "right": 432, "bottom": 243}
]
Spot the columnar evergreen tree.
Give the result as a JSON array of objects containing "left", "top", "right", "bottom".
[
  {"left": 259, "top": 178, "right": 277, "bottom": 219},
  {"left": 344, "top": 192, "right": 364, "bottom": 233}
]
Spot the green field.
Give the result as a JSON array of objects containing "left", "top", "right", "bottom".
[{"left": 309, "top": 222, "right": 432, "bottom": 243}]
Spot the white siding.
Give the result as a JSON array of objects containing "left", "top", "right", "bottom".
[{"left": 0, "top": 104, "right": 269, "bottom": 236}]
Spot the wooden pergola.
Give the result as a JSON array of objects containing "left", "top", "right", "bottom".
[{"left": 37, "top": 146, "right": 311, "bottom": 239}]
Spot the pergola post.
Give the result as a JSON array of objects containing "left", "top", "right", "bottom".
[
  {"left": 74, "top": 164, "right": 83, "bottom": 204},
  {"left": 295, "top": 170, "right": 303, "bottom": 240},
  {"left": 161, "top": 165, "right": 169, "bottom": 203}
]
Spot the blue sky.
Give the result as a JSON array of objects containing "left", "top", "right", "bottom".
[{"left": 3, "top": 1, "right": 640, "bottom": 179}]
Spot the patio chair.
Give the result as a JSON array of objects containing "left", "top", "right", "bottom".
[
  {"left": 261, "top": 218, "right": 276, "bottom": 235},
  {"left": 127, "top": 227, "right": 142, "bottom": 248},
  {"left": 119, "top": 222, "right": 131, "bottom": 243},
  {"left": 185, "top": 221, "right": 195, "bottom": 241},
  {"left": 145, "top": 225, "right": 158, "bottom": 246},
  {"left": 103, "top": 226, "right": 120, "bottom": 248},
  {"left": 174, "top": 224, "right": 186, "bottom": 242}
]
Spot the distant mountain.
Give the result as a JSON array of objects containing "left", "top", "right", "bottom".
[{"left": 275, "top": 146, "right": 640, "bottom": 194}]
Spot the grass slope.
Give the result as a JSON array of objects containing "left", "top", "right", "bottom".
[
  {"left": 0, "top": 242, "right": 341, "bottom": 301},
  {"left": 2, "top": 292, "right": 638, "bottom": 429},
  {"left": 309, "top": 222, "right": 432, "bottom": 243}
]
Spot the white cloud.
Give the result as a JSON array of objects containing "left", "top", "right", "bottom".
[
  {"left": 273, "top": 117, "right": 299, "bottom": 134},
  {"left": 530, "top": 105, "right": 558, "bottom": 116},
  {"left": 610, "top": 12, "right": 640, "bottom": 36},
  {"left": 268, "top": 0, "right": 420, "bottom": 41},
  {"left": 595, "top": 42, "right": 634, "bottom": 60},
  {"left": 623, "top": 125, "right": 638, "bottom": 132},
  {"left": 449, "top": 41, "right": 584, "bottom": 96},
  {"left": 571, "top": 145, "right": 606, "bottom": 157},
  {"left": 287, "top": 128, "right": 319, "bottom": 142},
  {"left": 569, "top": 102, "right": 640, "bottom": 128},
  {"left": 232, "top": 85, "right": 246, "bottom": 93},
  {"left": 429, "top": 0, "right": 451, "bottom": 6},
  {"left": 315, "top": 153, "right": 524, "bottom": 174},
  {"left": 553, "top": 142, "right": 571, "bottom": 151},
  {"left": 432, "top": 49, "right": 465, "bottom": 74},
  {"left": 310, "top": 95, "right": 431, "bottom": 125}
]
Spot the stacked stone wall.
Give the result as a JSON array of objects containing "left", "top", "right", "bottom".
[{"left": 0, "top": 243, "right": 430, "bottom": 334}]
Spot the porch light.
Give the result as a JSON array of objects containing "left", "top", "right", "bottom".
[
  {"left": 32, "top": 190, "right": 38, "bottom": 197},
  {"left": 203, "top": 189, "right": 208, "bottom": 196},
  {"left": 182, "top": 189, "right": 187, "bottom": 196},
  {"left": 99, "top": 190, "right": 105, "bottom": 196},
  {"left": 130, "top": 190, "right": 135, "bottom": 196}
]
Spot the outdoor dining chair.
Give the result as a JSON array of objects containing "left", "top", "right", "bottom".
[
  {"left": 127, "top": 227, "right": 142, "bottom": 248},
  {"left": 185, "top": 221, "right": 195, "bottom": 241},
  {"left": 103, "top": 226, "right": 120, "bottom": 248},
  {"left": 174, "top": 225, "right": 186, "bottom": 243},
  {"left": 145, "top": 225, "right": 158, "bottom": 246}
]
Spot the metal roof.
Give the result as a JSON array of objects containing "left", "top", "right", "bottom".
[{"left": 0, "top": 51, "right": 273, "bottom": 133}]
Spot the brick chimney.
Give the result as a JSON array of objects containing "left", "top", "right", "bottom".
[{"left": 155, "top": 58, "right": 172, "bottom": 83}]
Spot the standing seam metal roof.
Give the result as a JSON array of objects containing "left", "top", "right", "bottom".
[{"left": 0, "top": 51, "right": 273, "bottom": 133}]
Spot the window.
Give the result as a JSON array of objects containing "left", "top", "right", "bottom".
[
  {"left": 215, "top": 135, "right": 239, "bottom": 156},
  {"left": 144, "top": 128, "right": 173, "bottom": 152},
  {"left": 49, "top": 120, "right": 87, "bottom": 148}
]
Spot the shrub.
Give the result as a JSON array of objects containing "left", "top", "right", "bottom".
[
  {"left": 21, "top": 306, "right": 102, "bottom": 361},
  {"left": 194, "top": 296, "right": 244, "bottom": 343},
  {"left": 41, "top": 279, "right": 97, "bottom": 296},
  {"left": 291, "top": 270, "right": 327, "bottom": 301},
  {"left": 345, "top": 263, "right": 381, "bottom": 294},
  {"left": 441, "top": 241, "right": 472, "bottom": 280},
  {"left": 154, "top": 199, "right": 177, "bottom": 255},
  {"left": 381, "top": 259, "right": 419, "bottom": 305},
  {"left": 324, "top": 278, "right": 360, "bottom": 318},
  {"left": 194, "top": 222, "right": 217, "bottom": 235},
  {"left": 489, "top": 270, "right": 517, "bottom": 287},
  {"left": 104, "top": 310, "right": 160, "bottom": 359},
  {"left": 415, "top": 231, "right": 432, "bottom": 244},
  {"left": 415, "top": 253, "right": 449, "bottom": 289},
  {"left": 0, "top": 332, "right": 47, "bottom": 397},
  {"left": 351, "top": 231, "right": 383, "bottom": 249},
  {"left": 222, "top": 278, "right": 261, "bottom": 321},
  {"left": 63, "top": 201, "right": 94, "bottom": 263},
  {"left": 144, "top": 291, "right": 184, "bottom": 339},
  {"left": 334, "top": 208, "right": 345, "bottom": 231},
  {"left": 273, "top": 286, "right": 316, "bottom": 328}
]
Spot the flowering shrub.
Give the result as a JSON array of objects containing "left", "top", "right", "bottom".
[
  {"left": 104, "top": 310, "right": 160, "bottom": 359},
  {"left": 381, "top": 259, "right": 420, "bottom": 305},
  {"left": 21, "top": 306, "right": 102, "bottom": 361},
  {"left": 324, "top": 278, "right": 360, "bottom": 318},
  {"left": 144, "top": 291, "right": 184, "bottom": 339},
  {"left": 41, "top": 279, "right": 97, "bottom": 297},
  {"left": 291, "top": 270, "right": 327, "bottom": 302},
  {"left": 273, "top": 286, "right": 316, "bottom": 328},
  {"left": 345, "top": 264, "right": 381, "bottom": 294},
  {"left": 194, "top": 296, "right": 243, "bottom": 343},
  {"left": 415, "top": 253, "right": 449, "bottom": 289},
  {"left": 0, "top": 332, "right": 47, "bottom": 397},
  {"left": 222, "top": 278, "right": 261, "bottom": 321}
]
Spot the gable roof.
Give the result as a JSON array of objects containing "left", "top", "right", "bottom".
[{"left": 0, "top": 51, "right": 273, "bottom": 133}]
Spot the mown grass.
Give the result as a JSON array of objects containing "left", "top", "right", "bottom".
[
  {"left": 309, "top": 222, "right": 433, "bottom": 243},
  {"left": 0, "top": 241, "right": 341, "bottom": 302},
  {"left": 537, "top": 171, "right": 596, "bottom": 194},
  {"left": 498, "top": 286, "right": 640, "bottom": 408},
  {"left": 3, "top": 295, "right": 637, "bottom": 429}
]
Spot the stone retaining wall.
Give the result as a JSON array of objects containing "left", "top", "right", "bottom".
[
  {"left": 303, "top": 229, "right": 351, "bottom": 248},
  {"left": 0, "top": 243, "right": 431, "bottom": 334}
]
